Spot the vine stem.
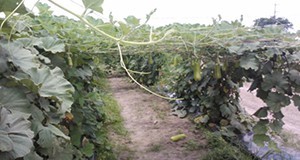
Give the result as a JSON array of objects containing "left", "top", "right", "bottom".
[
  {"left": 0, "top": 0, "right": 26, "bottom": 30},
  {"left": 127, "top": 69, "right": 151, "bottom": 75},
  {"left": 48, "top": 0, "right": 174, "bottom": 45},
  {"left": 117, "top": 42, "right": 183, "bottom": 101}
]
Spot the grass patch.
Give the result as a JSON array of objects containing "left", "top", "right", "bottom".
[
  {"left": 184, "top": 139, "right": 204, "bottom": 151},
  {"left": 98, "top": 77, "right": 134, "bottom": 160},
  {"left": 147, "top": 144, "right": 163, "bottom": 152},
  {"left": 101, "top": 93, "right": 127, "bottom": 136},
  {"left": 197, "top": 127, "right": 255, "bottom": 160}
]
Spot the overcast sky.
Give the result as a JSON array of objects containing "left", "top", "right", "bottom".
[{"left": 24, "top": 0, "right": 300, "bottom": 30}]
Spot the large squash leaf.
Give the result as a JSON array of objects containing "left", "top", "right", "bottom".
[
  {"left": 13, "top": 67, "right": 75, "bottom": 113},
  {"left": 24, "top": 151, "right": 43, "bottom": 160},
  {"left": 0, "top": 107, "right": 34, "bottom": 159},
  {"left": 0, "top": 42, "right": 40, "bottom": 71},
  {"left": 0, "top": 47, "right": 8, "bottom": 73},
  {"left": 0, "top": 87, "right": 31, "bottom": 114},
  {"left": 32, "top": 121, "right": 72, "bottom": 160},
  {"left": 239, "top": 54, "right": 259, "bottom": 71},
  {"left": 265, "top": 92, "right": 290, "bottom": 112},
  {"left": 261, "top": 71, "right": 289, "bottom": 93},
  {"left": 0, "top": 0, "right": 27, "bottom": 14},
  {"left": 38, "top": 37, "right": 65, "bottom": 53}
]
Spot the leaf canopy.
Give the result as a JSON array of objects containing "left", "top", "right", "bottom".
[{"left": 0, "top": 107, "right": 33, "bottom": 159}]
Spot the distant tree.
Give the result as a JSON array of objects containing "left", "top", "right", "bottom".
[{"left": 253, "top": 16, "right": 293, "bottom": 30}]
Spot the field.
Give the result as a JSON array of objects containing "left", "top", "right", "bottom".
[{"left": 0, "top": 1, "right": 300, "bottom": 160}]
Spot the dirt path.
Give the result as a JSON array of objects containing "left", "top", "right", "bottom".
[{"left": 109, "top": 77, "right": 207, "bottom": 160}]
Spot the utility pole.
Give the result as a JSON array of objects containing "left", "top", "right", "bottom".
[{"left": 273, "top": 3, "right": 277, "bottom": 18}]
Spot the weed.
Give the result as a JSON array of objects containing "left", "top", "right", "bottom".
[
  {"left": 199, "top": 127, "right": 254, "bottom": 160},
  {"left": 101, "top": 93, "right": 127, "bottom": 135},
  {"left": 184, "top": 140, "right": 204, "bottom": 151},
  {"left": 97, "top": 77, "right": 132, "bottom": 159},
  {"left": 151, "top": 102, "right": 167, "bottom": 119},
  {"left": 147, "top": 144, "right": 163, "bottom": 152}
]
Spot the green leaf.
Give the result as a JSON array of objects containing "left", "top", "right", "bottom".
[
  {"left": 270, "top": 119, "right": 283, "bottom": 133},
  {"left": 74, "top": 66, "right": 93, "bottom": 80},
  {"left": 253, "top": 107, "right": 268, "bottom": 118},
  {"left": 85, "top": 16, "right": 104, "bottom": 26},
  {"left": 82, "top": 0, "right": 104, "bottom": 13},
  {"left": 228, "top": 103, "right": 238, "bottom": 113},
  {"left": 81, "top": 141, "right": 95, "bottom": 157},
  {"left": 0, "top": 48, "right": 8, "bottom": 73},
  {"left": 201, "top": 115, "right": 209, "bottom": 123},
  {"left": 47, "top": 144, "right": 73, "bottom": 160},
  {"left": 39, "top": 37, "right": 65, "bottom": 53},
  {"left": 240, "top": 54, "right": 259, "bottom": 70},
  {"left": 124, "top": 16, "right": 140, "bottom": 27},
  {"left": 253, "top": 134, "right": 270, "bottom": 146},
  {"left": 1, "top": 42, "right": 40, "bottom": 71},
  {"left": 0, "top": 0, "right": 27, "bottom": 14},
  {"left": 228, "top": 41, "right": 260, "bottom": 54},
  {"left": 172, "top": 109, "right": 187, "bottom": 118},
  {"left": 30, "top": 105, "right": 44, "bottom": 122},
  {"left": 146, "top": 9, "right": 157, "bottom": 22},
  {"left": 256, "top": 88, "right": 269, "bottom": 100},
  {"left": 13, "top": 67, "right": 75, "bottom": 114},
  {"left": 0, "top": 107, "right": 34, "bottom": 159},
  {"left": 30, "top": 121, "right": 44, "bottom": 136},
  {"left": 0, "top": 87, "right": 31, "bottom": 114},
  {"left": 35, "top": 2, "right": 53, "bottom": 14},
  {"left": 24, "top": 151, "right": 43, "bottom": 160},
  {"left": 261, "top": 61, "right": 273, "bottom": 74},
  {"left": 230, "top": 119, "right": 246, "bottom": 132},
  {"left": 99, "top": 23, "right": 118, "bottom": 37},
  {"left": 220, "top": 104, "right": 232, "bottom": 118},
  {"left": 261, "top": 71, "right": 289, "bottom": 93},
  {"left": 268, "top": 141, "right": 279, "bottom": 151},
  {"left": 37, "top": 128, "right": 54, "bottom": 148},
  {"left": 0, "top": 132, "right": 13, "bottom": 151},
  {"left": 253, "top": 119, "right": 268, "bottom": 134},
  {"left": 289, "top": 70, "right": 300, "bottom": 85},
  {"left": 48, "top": 124, "right": 70, "bottom": 140},
  {"left": 15, "top": 37, "right": 42, "bottom": 48},
  {"left": 9, "top": 134, "right": 34, "bottom": 158},
  {"left": 265, "top": 92, "right": 290, "bottom": 112},
  {"left": 119, "top": 21, "right": 131, "bottom": 35},
  {"left": 292, "top": 95, "right": 300, "bottom": 111},
  {"left": 273, "top": 111, "right": 284, "bottom": 119},
  {"left": 70, "top": 127, "right": 83, "bottom": 147}
]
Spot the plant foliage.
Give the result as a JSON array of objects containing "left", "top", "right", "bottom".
[{"left": 0, "top": 0, "right": 299, "bottom": 159}]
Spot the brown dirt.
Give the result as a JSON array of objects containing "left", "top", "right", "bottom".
[{"left": 108, "top": 77, "right": 207, "bottom": 160}]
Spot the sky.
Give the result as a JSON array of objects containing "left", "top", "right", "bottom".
[{"left": 24, "top": 0, "right": 300, "bottom": 30}]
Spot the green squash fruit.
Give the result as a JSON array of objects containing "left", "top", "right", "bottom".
[
  {"left": 171, "top": 134, "right": 186, "bottom": 142},
  {"left": 214, "top": 57, "right": 222, "bottom": 79},
  {"left": 193, "top": 60, "right": 202, "bottom": 81},
  {"left": 148, "top": 53, "right": 153, "bottom": 64}
]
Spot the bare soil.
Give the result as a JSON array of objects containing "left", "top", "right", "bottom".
[{"left": 108, "top": 77, "right": 207, "bottom": 160}]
